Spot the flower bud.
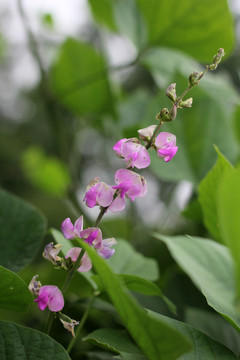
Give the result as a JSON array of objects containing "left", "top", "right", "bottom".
[
  {"left": 179, "top": 97, "right": 193, "bottom": 108},
  {"left": 188, "top": 71, "right": 199, "bottom": 86},
  {"left": 166, "top": 83, "right": 177, "bottom": 102},
  {"left": 159, "top": 108, "right": 170, "bottom": 122},
  {"left": 209, "top": 48, "right": 225, "bottom": 70},
  {"left": 138, "top": 125, "right": 157, "bottom": 141},
  {"left": 28, "top": 275, "right": 42, "bottom": 296},
  {"left": 169, "top": 104, "right": 177, "bottom": 121}
]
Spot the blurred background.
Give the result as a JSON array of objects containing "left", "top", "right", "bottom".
[{"left": 1, "top": 0, "right": 240, "bottom": 358}]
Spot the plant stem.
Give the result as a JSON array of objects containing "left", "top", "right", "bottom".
[
  {"left": 44, "top": 311, "right": 54, "bottom": 335},
  {"left": 67, "top": 296, "right": 95, "bottom": 354},
  {"left": 61, "top": 250, "right": 85, "bottom": 294}
]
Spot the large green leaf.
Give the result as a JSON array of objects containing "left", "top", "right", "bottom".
[
  {"left": 198, "top": 147, "right": 234, "bottom": 242},
  {"left": 78, "top": 239, "right": 191, "bottom": 360},
  {"left": 150, "top": 311, "right": 238, "bottom": 359},
  {"left": 154, "top": 233, "right": 240, "bottom": 331},
  {"left": 0, "top": 266, "right": 32, "bottom": 312},
  {"left": 83, "top": 328, "right": 146, "bottom": 359},
  {"left": 147, "top": 77, "right": 238, "bottom": 186},
  {"left": 0, "top": 321, "right": 71, "bottom": 360},
  {"left": 218, "top": 164, "right": 240, "bottom": 299},
  {"left": 88, "top": 0, "right": 118, "bottom": 31},
  {"left": 51, "top": 38, "right": 113, "bottom": 116},
  {"left": 0, "top": 189, "right": 47, "bottom": 272},
  {"left": 21, "top": 146, "right": 70, "bottom": 197},
  {"left": 107, "top": 238, "right": 159, "bottom": 281},
  {"left": 137, "top": 0, "right": 234, "bottom": 61}
]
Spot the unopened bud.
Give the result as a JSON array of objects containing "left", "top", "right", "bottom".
[
  {"left": 209, "top": 48, "right": 225, "bottom": 70},
  {"left": 179, "top": 97, "right": 193, "bottom": 108},
  {"left": 169, "top": 105, "right": 177, "bottom": 121},
  {"left": 188, "top": 71, "right": 200, "bottom": 86},
  {"left": 166, "top": 83, "right": 177, "bottom": 102},
  {"left": 159, "top": 108, "right": 170, "bottom": 122},
  {"left": 138, "top": 125, "right": 157, "bottom": 141}
]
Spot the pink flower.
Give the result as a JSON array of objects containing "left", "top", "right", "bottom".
[
  {"left": 110, "top": 169, "right": 147, "bottom": 212},
  {"left": 34, "top": 285, "right": 64, "bottom": 312},
  {"left": 97, "top": 238, "right": 117, "bottom": 259},
  {"left": 61, "top": 216, "right": 83, "bottom": 240},
  {"left": 155, "top": 132, "right": 178, "bottom": 162},
  {"left": 80, "top": 227, "right": 102, "bottom": 249},
  {"left": 84, "top": 180, "right": 114, "bottom": 208},
  {"left": 66, "top": 247, "right": 92, "bottom": 272},
  {"left": 113, "top": 138, "right": 150, "bottom": 169}
]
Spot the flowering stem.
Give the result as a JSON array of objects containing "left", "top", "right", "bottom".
[
  {"left": 94, "top": 192, "right": 118, "bottom": 227},
  {"left": 67, "top": 296, "right": 95, "bottom": 354},
  {"left": 61, "top": 249, "right": 85, "bottom": 294},
  {"left": 146, "top": 120, "right": 163, "bottom": 149}
]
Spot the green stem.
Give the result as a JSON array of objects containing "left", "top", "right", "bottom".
[
  {"left": 67, "top": 297, "right": 95, "bottom": 354},
  {"left": 146, "top": 120, "right": 163, "bottom": 149},
  {"left": 61, "top": 250, "right": 85, "bottom": 294},
  {"left": 44, "top": 311, "right": 54, "bottom": 335}
]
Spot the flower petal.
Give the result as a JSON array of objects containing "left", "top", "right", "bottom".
[{"left": 61, "top": 218, "right": 76, "bottom": 240}]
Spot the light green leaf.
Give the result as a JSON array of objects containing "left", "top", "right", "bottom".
[
  {"left": 78, "top": 238, "right": 191, "bottom": 360},
  {"left": 21, "top": 146, "right": 70, "bottom": 197},
  {"left": 218, "top": 164, "right": 240, "bottom": 299},
  {"left": 198, "top": 147, "right": 234, "bottom": 242},
  {"left": 107, "top": 238, "right": 159, "bottom": 281},
  {"left": 0, "top": 321, "right": 71, "bottom": 360},
  {"left": 88, "top": 0, "right": 118, "bottom": 31},
  {"left": 150, "top": 311, "right": 238, "bottom": 359},
  {"left": 0, "top": 189, "right": 47, "bottom": 272},
  {"left": 137, "top": 0, "right": 234, "bottom": 61},
  {"left": 0, "top": 266, "right": 32, "bottom": 312},
  {"left": 83, "top": 328, "right": 146, "bottom": 359},
  {"left": 51, "top": 38, "right": 113, "bottom": 116},
  {"left": 154, "top": 233, "right": 240, "bottom": 331}
]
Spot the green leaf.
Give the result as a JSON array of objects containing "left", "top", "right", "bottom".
[
  {"left": 88, "top": 0, "right": 118, "bottom": 31},
  {"left": 107, "top": 238, "right": 159, "bottom": 281},
  {"left": 137, "top": 0, "right": 234, "bottom": 62},
  {"left": 51, "top": 38, "right": 113, "bottom": 116},
  {"left": 154, "top": 233, "right": 240, "bottom": 331},
  {"left": 198, "top": 147, "right": 234, "bottom": 242},
  {"left": 0, "top": 189, "right": 47, "bottom": 272},
  {"left": 21, "top": 146, "right": 70, "bottom": 197},
  {"left": 78, "top": 239, "right": 191, "bottom": 360},
  {"left": 0, "top": 321, "right": 71, "bottom": 360},
  {"left": 218, "top": 164, "right": 240, "bottom": 299},
  {"left": 0, "top": 266, "right": 32, "bottom": 312},
  {"left": 83, "top": 328, "right": 146, "bottom": 359},
  {"left": 150, "top": 311, "right": 238, "bottom": 359},
  {"left": 148, "top": 77, "right": 238, "bottom": 186}
]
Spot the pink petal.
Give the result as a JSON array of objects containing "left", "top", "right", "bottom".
[
  {"left": 155, "top": 132, "right": 176, "bottom": 148},
  {"left": 61, "top": 218, "right": 76, "bottom": 240},
  {"left": 112, "top": 138, "right": 127, "bottom": 157},
  {"left": 158, "top": 146, "right": 178, "bottom": 162},
  {"left": 66, "top": 247, "right": 81, "bottom": 262},
  {"left": 34, "top": 291, "right": 48, "bottom": 311},
  {"left": 108, "top": 195, "right": 126, "bottom": 212},
  {"left": 80, "top": 227, "right": 102, "bottom": 249},
  {"left": 95, "top": 182, "right": 114, "bottom": 207},
  {"left": 97, "top": 238, "right": 117, "bottom": 259},
  {"left": 115, "top": 169, "right": 147, "bottom": 201},
  {"left": 74, "top": 216, "right": 84, "bottom": 237},
  {"left": 37, "top": 285, "right": 64, "bottom": 312},
  {"left": 78, "top": 252, "right": 92, "bottom": 272},
  {"left": 121, "top": 142, "right": 151, "bottom": 169},
  {"left": 84, "top": 188, "right": 98, "bottom": 208}
]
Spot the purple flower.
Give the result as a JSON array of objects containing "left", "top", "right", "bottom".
[
  {"left": 97, "top": 238, "right": 117, "bottom": 259},
  {"left": 34, "top": 285, "right": 64, "bottom": 312},
  {"left": 66, "top": 247, "right": 92, "bottom": 272},
  {"left": 43, "top": 243, "right": 62, "bottom": 265},
  {"left": 109, "top": 169, "right": 147, "bottom": 212},
  {"left": 113, "top": 138, "right": 150, "bottom": 169},
  {"left": 155, "top": 132, "right": 178, "bottom": 162},
  {"left": 61, "top": 216, "right": 83, "bottom": 240},
  {"left": 84, "top": 180, "right": 114, "bottom": 208},
  {"left": 80, "top": 227, "right": 102, "bottom": 249}
]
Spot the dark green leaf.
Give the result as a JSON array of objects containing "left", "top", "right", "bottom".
[
  {"left": 51, "top": 38, "right": 113, "bottom": 116},
  {"left": 0, "top": 189, "right": 47, "bottom": 272},
  {"left": 198, "top": 147, "right": 234, "bottom": 242},
  {"left": 0, "top": 266, "right": 32, "bottom": 312},
  {"left": 154, "top": 233, "right": 240, "bottom": 330},
  {"left": 0, "top": 321, "right": 71, "bottom": 360},
  {"left": 137, "top": 0, "right": 234, "bottom": 61},
  {"left": 150, "top": 311, "right": 238, "bottom": 359},
  {"left": 78, "top": 239, "right": 191, "bottom": 360},
  {"left": 218, "top": 164, "right": 240, "bottom": 299},
  {"left": 83, "top": 328, "right": 145, "bottom": 358}
]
